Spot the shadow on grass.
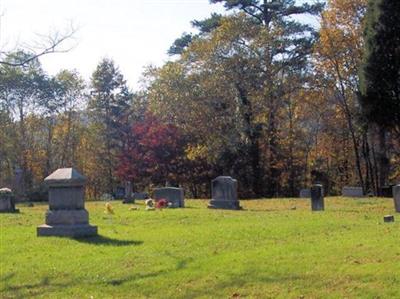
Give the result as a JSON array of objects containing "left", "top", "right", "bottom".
[
  {"left": 105, "top": 270, "right": 167, "bottom": 286},
  {"left": 183, "top": 272, "right": 309, "bottom": 298},
  {"left": 71, "top": 235, "right": 143, "bottom": 246},
  {"left": 1, "top": 274, "right": 71, "bottom": 299}
]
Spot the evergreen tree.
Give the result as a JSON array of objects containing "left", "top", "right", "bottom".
[
  {"left": 359, "top": 0, "right": 400, "bottom": 189},
  {"left": 88, "top": 58, "right": 133, "bottom": 194},
  {"left": 360, "top": 0, "right": 400, "bottom": 133}
]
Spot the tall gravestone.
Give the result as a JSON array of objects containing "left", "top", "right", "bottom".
[
  {"left": 37, "top": 168, "right": 97, "bottom": 237},
  {"left": 12, "top": 167, "right": 24, "bottom": 202},
  {"left": 208, "top": 176, "right": 241, "bottom": 210},
  {"left": 311, "top": 184, "right": 324, "bottom": 211},
  {"left": 393, "top": 184, "right": 400, "bottom": 213},
  {"left": 153, "top": 187, "right": 184, "bottom": 208},
  {"left": 122, "top": 181, "right": 134, "bottom": 204}
]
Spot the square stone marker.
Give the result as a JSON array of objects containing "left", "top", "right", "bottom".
[
  {"left": 0, "top": 188, "right": 19, "bottom": 213},
  {"left": 208, "top": 176, "right": 241, "bottom": 210},
  {"left": 299, "top": 189, "right": 311, "bottom": 198},
  {"left": 37, "top": 168, "right": 97, "bottom": 237},
  {"left": 153, "top": 187, "right": 184, "bottom": 208},
  {"left": 342, "top": 186, "right": 364, "bottom": 197}
]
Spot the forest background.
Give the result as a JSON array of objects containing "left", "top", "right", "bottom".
[{"left": 0, "top": 0, "right": 399, "bottom": 200}]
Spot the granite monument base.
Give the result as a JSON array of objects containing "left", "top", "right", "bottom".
[
  {"left": 208, "top": 200, "right": 242, "bottom": 210},
  {"left": 37, "top": 224, "right": 98, "bottom": 237}
]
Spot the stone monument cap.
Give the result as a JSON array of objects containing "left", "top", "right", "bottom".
[
  {"left": 0, "top": 188, "right": 12, "bottom": 193},
  {"left": 44, "top": 168, "right": 86, "bottom": 187},
  {"left": 213, "top": 176, "right": 237, "bottom": 182}
]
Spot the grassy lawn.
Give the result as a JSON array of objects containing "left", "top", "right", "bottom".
[{"left": 1, "top": 197, "right": 399, "bottom": 299}]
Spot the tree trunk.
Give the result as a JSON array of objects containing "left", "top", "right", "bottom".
[{"left": 377, "top": 126, "right": 390, "bottom": 194}]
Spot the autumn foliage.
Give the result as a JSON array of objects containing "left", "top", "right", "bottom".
[{"left": 116, "top": 114, "right": 188, "bottom": 186}]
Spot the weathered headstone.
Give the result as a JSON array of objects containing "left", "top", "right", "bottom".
[
  {"left": 0, "top": 188, "right": 19, "bottom": 213},
  {"left": 342, "top": 186, "right": 363, "bottom": 197},
  {"left": 12, "top": 167, "right": 24, "bottom": 202},
  {"left": 208, "top": 176, "right": 241, "bottom": 210},
  {"left": 299, "top": 189, "right": 311, "bottom": 198},
  {"left": 122, "top": 181, "right": 133, "bottom": 204},
  {"left": 380, "top": 185, "right": 394, "bottom": 197},
  {"left": 37, "top": 168, "right": 97, "bottom": 237},
  {"left": 311, "top": 184, "right": 324, "bottom": 211},
  {"left": 393, "top": 184, "right": 400, "bottom": 213},
  {"left": 153, "top": 187, "right": 184, "bottom": 208},
  {"left": 114, "top": 187, "right": 125, "bottom": 200}
]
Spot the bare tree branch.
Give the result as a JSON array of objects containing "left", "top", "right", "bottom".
[{"left": 0, "top": 23, "right": 78, "bottom": 67}]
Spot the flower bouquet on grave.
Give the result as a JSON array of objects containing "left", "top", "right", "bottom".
[
  {"left": 155, "top": 198, "right": 168, "bottom": 209},
  {"left": 104, "top": 202, "right": 114, "bottom": 215},
  {"left": 104, "top": 202, "right": 116, "bottom": 231},
  {"left": 145, "top": 199, "right": 155, "bottom": 211}
]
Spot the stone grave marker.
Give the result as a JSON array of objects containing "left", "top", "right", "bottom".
[
  {"left": 384, "top": 215, "right": 395, "bottom": 223},
  {"left": 342, "top": 186, "right": 363, "bottom": 197},
  {"left": 393, "top": 184, "right": 400, "bottom": 213},
  {"left": 380, "top": 185, "right": 394, "bottom": 197},
  {"left": 12, "top": 167, "right": 24, "bottom": 201},
  {"left": 299, "top": 189, "right": 311, "bottom": 198},
  {"left": 311, "top": 184, "right": 324, "bottom": 211},
  {"left": 37, "top": 168, "right": 97, "bottom": 237},
  {"left": 0, "top": 188, "right": 19, "bottom": 213},
  {"left": 153, "top": 187, "right": 184, "bottom": 208},
  {"left": 122, "top": 181, "right": 133, "bottom": 204},
  {"left": 208, "top": 176, "right": 241, "bottom": 210}
]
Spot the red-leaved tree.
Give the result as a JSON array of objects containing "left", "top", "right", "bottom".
[{"left": 116, "top": 114, "right": 188, "bottom": 186}]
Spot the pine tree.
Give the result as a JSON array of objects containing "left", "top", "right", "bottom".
[
  {"left": 360, "top": 0, "right": 400, "bottom": 190},
  {"left": 360, "top": 0, "right": 400, "bottom": 133},
  {"left": 88, "top": 58, "right": 133, "bottom": 194}
]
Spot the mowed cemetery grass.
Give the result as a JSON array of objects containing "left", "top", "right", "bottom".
[{"left": 1, "top": 198, "right": 399, "bottom": 299}]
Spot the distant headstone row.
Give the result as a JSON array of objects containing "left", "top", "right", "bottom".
[
  {"left": 3, "top": 166, "right": 398, "bottom": 238},
  {"left": 125, "top": 177, "right": 241, "bottom": 210}
]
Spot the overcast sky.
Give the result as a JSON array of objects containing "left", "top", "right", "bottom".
[{"left": 0, "top": 0, "right": 225, "bottom": 88}]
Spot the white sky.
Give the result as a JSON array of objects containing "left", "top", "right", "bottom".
[
  {"left": 0, "top": 0, "right": 319, "bottom": 89},
  {"left": 0, "top": 0, "right": 225, "bottom": 88}
]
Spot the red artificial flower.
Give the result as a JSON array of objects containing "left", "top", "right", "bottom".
[{"left": 156, "top": 198, "right": 168, "bottom": 209}]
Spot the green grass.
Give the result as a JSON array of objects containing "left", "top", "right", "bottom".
[{"left": 1, "top": 198, "right": 399, "bottom": 299}]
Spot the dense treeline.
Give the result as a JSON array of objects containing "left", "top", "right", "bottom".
[{"left": 0, "top": 0, "right": 399, "bottom": 199}]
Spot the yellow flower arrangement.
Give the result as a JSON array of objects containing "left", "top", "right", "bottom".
[{"left": 104, "top": 202, "right": 114, "bottom": 215}]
